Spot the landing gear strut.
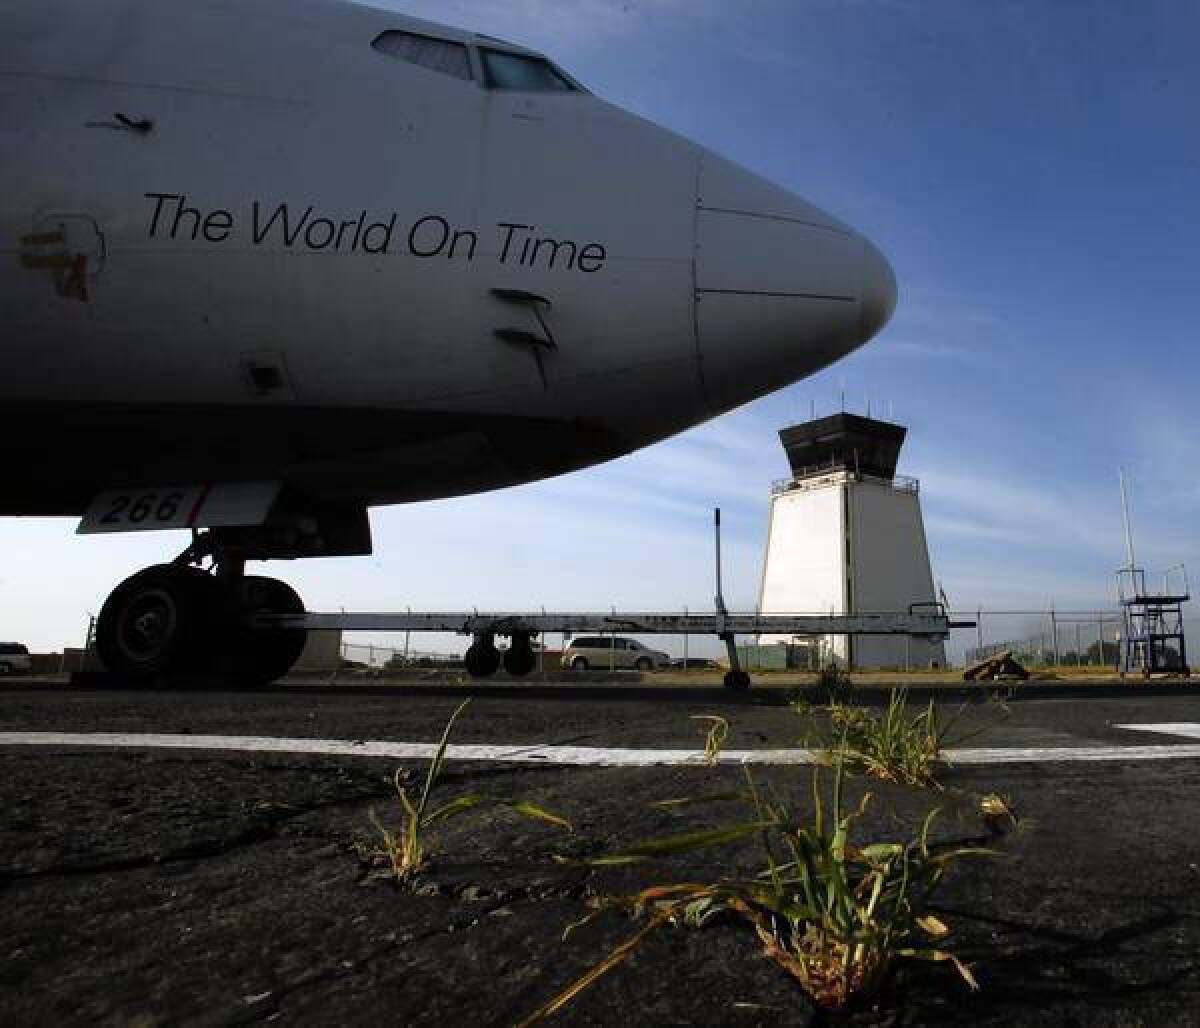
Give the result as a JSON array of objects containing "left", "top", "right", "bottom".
[{"left": 94, "top": 530, "right": 307, "bottom": 687}]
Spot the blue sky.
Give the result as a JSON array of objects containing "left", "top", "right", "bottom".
[{"left": 4, "top": 0, "right": 1199, "bottom": 655}]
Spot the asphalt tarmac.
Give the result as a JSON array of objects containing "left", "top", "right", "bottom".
[{"left": 3, "top": 682, "right": 1200, "bottom": 1026}]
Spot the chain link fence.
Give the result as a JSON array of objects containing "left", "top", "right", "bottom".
[{"left": 951, "top": 610, "right": 1197, "bottom": 670}]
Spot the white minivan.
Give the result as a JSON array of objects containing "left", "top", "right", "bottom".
[
  {"left": 0, "top": 643, "right": 32, "bottom": 674},
  {"left": 562, "top": 636, "right": 670, "bottom": 671}
]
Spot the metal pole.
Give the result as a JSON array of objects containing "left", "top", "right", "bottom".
[
  {"left": 1075, "top": 622, "right": 1081, "bottom": 666},
  {"left": 683, "top": 605, "right": 689, "bottom": 670},
  {"left": 713, "top": 506, "right": 741, "bottom": 675},
  {"left": 976, "top": 608, "right": 983, "bottom": 658},
  {"left": 1051, "top": 609, "right": 1059, "bottom": 667},
  {"left": 713, "top": 508, "right": 726, "bottom": 614}
]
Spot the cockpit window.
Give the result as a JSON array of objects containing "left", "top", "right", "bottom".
[
  {"left": 372, "top": 31, "right": 473, "bottom": 81},
  {"left": 481, "top": 50, "right": 578, "bottom": 92}
]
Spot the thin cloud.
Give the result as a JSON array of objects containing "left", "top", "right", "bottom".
[{"left": 882, "top": 339, "right": 983, "bottom": 363}]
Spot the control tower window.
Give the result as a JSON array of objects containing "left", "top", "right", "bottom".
[
  {"left": 481, "top": 50, "right": 578, "bottom": 91},
  {"left": 372, "top": 30, "right": 473, "bottom": 81}
]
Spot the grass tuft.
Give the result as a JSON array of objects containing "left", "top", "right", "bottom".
[
  {"left": 526, "top": 757, "right": 991, "bottom": 1021},
  {"left": 364, "top": 700, "right": 570, "bottom": 886},
  {"left": 814, "top": 664, "right": 854, "bottom": 702},
  {"left": 800, "top": 688, "right": 1006, "bottom": 789},
  {"left": 690, "top": 714, "right": 729, "bottom": 765}
]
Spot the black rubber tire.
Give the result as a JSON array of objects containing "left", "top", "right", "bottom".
[
  {"left": 95, "top": 565, "right": 222, "bottom": 681},
  {"left": 571, "top": 656, "right": 589, "bottom": 672},
  {"left": 723, "top": 670, "right": 752, "bottom": 692},
  {"left": 465, "top": 641, "right": 501, "bottom": 678},
  {"left": 503, "top": 636, "right": 537, "bottom": 677},
  {"left": 634, "top": 657, "right": 653, "bottom": 672},
  {"left": 221, "top": 576, "right": 308, "bottom": 688}
]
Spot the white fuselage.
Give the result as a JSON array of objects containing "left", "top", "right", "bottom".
[{"left": 0, "top": 0, "right": 895, "bottom": 517}]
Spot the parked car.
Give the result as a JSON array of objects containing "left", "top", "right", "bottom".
[
  {"left": 0, "top": 642, "right": 32, "bottom": 675},
  {"left": 563, "top": 636, "right": 669, "bottom": 672},
  {"left": 668, "top": 657, "right": 722, "bottom": 670}
]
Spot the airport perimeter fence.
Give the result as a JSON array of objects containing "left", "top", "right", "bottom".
[
  {"left": 337, "top": 640, "right": 463, "bottom": 671},
  {"left": 950, "top": 609, "right": 1197, "bottom": 671}
]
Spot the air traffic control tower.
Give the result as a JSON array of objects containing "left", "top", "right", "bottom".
[{"left": 758, "top": 413, "right": 945, "bottom": 669}]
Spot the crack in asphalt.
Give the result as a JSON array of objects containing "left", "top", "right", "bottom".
[
  {"left": 0, "top": 819, "right": 281, "bottom": 883},
  {"left": 0, "top": 789, "right": 390, "bottom": 883}
]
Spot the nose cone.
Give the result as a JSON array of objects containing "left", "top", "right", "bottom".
[
  {"left": 859, "top": 238, "right": 898, "bottom": 341},
  {"left": 693, "top": 154, "right": 898, "bottom": 414}
]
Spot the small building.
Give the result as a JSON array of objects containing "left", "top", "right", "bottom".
[
  {"left": 757, "top": 413, "right": 945, "bottom": 670},
  {"left": 294, "top": 629, "right": 343, "bottom": 671}
]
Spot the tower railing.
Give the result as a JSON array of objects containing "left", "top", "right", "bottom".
[{"left": 771, "top": 470, "right": 919, "bottom": 497}]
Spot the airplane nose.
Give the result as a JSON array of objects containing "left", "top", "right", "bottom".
[
  {"left": 693, "top": 153, "right": 898, "bottom": 413},
  {"left": 859, "top": 238, "right": 897, "bottom": 341}
]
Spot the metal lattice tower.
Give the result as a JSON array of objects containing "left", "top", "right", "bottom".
[
  {"left": 1116, "top": 566, "right": 1190, "bottom": 676},
  {"left": 1114, "top": 470, "right": 1190, "bottom": 676}
]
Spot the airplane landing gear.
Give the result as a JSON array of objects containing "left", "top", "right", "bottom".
[
  {"left": 464, "top": 632, "right": 537, "bottom": 678},
  {"left": 219, "top": 576, "right": 308, "bottom": 688},
  {"left": 95, "top": 564, "right": 222, "bottom": 679},
  {"left": 503, "top": 632, "right": 536, "bottom": 676},
  {"left": 94, "top": 532, "right": 307, "bottom": 687},
  {"left": 464, "top": 635, "right": 501, "bottom": 678},
  {"left": 723, "top": 669, "right": 751, "bottom": 692}
]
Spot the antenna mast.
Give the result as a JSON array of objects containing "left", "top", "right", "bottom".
[{"left": 1118, "top": 467, "right": 1136, "bottom": 570}]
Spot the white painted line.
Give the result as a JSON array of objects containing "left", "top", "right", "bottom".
[
  {"left": 941, "top": 744, "right": 1200, "bottom": 764},
  {"left": 1114, "top": 722, "right": 1200, "bottom": 741},
  {"left": 3, "top": 732, "right": 1200, "bottom": 766},
  {"left": 0, "top": 732, "right": 790, "bottom": 766}
]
